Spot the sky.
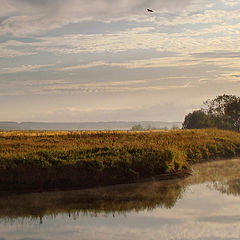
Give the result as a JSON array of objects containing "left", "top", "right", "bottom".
[{"left": 0, "top": 0, "right": 240, "bottom": 122}]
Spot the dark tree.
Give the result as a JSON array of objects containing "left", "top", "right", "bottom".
[
  {"left": 225, "top": 98, "right": 240, "bottom": 131},
  {"left": 205, "top": 94, "right": 240, "bottom": 131},
  {"left": 183, "top": 94, "right": 240, "bottom": 131},
  {"left": 131, "top": 124, "right": 144, "bottom": 131},
  {"left": 182, "top": 110, "right": 211, "bottom": 129}
]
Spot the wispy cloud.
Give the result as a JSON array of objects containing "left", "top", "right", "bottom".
[
  {"left": 60, "top": 61, "right": 108, "bottom": 71},
  {"left": 2, "top": 19, "right": 240, "bottom": 58},
  {"left": 37, "top": 80, "right": 193, "bottom": 95},
  {"left": 0, "top": 64, "right": 54, "bottom": 74},
  {"left": 221, "top": 0, "right": 239, "bottom": 7},
  {"left": 59, "top": 57, "right": 200, "bottom": 71},
  {"left": 192, "top": 51, "right": 240, "bottom": 59},
  {"left": 0, "top": 77, "right": 193, "bottom": 96},
  {"left": 0, "top": 0, "right": 204, "bottom": 37}
]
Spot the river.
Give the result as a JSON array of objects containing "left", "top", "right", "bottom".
[{"left": 0, "top": 158, "right": 240, "bottom": 240}]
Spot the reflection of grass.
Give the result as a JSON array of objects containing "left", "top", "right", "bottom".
[
  {"left": 0, "top": 128, "right": 240, "bottom": 191},
  {"left": 1, "top": 159, "right": 240, "bottom": 222},
  {"left": 193, "top": 158, "right": 240, "bottom": 196},
  {"left": 0, "top": 180, "right": 184, "bottom": 222}
]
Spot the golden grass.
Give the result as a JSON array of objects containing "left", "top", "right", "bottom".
[{"left": 0, "top": 128, "right": 239, "bottom": 191}]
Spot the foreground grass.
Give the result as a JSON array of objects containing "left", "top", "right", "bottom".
[{"left": 0, "top": 128, "right": 240, "bottom": 191}]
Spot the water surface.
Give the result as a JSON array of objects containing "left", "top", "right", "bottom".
[{"left": 1, "top": 159, "right": 240, "bottom": 240}]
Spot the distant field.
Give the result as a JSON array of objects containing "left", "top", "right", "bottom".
[{"left": 0, "top": 129, "right": 240, "bottom": 191}]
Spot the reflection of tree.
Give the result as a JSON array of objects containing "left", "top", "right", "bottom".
[
  {"left": 212, "top": 179, "right": 240, "bottom": 197},
  {"left": 187, "top": 158, "right": 240, "bottom": 198}
]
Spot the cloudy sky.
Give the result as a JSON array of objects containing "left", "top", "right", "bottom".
[{"left": 1, "top": 0, "right": 240, "bottom": 122}]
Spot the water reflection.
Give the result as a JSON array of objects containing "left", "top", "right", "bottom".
[
  {"left": 0, "top": 179, "right": 184, "bottom": 223},
  {"left": 0, "top": 158, "right": 239, "bottom": 222},
  {"left": 1, "top": 159, "right": 240, "bottom": 240}
]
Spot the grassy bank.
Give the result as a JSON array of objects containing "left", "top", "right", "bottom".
[{"left": 0, "top": 128, "right": 240, "bottom": 191}]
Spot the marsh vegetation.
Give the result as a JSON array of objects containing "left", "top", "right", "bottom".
[{"left": 0, "top": 129, "right": 240, "bottom": 191}]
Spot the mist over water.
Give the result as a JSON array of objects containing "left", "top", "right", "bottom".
[{"left": 1, "top": 159, "right": 240, "bottom": 239}]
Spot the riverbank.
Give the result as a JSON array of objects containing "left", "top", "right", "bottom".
[{"left": 0, "top": 128, "right": 240, "bottom": 191}]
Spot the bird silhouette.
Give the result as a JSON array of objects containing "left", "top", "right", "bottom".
[{"left": 147, "top": 9, "right": 154, "bottom": 12}]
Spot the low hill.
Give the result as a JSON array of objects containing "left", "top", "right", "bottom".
[{"left": 0, "top": 121, "right": 181, "bottom": 131}]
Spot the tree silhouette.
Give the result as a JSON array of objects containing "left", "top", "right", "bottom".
[{"left": 183, "top": 94, "right": 240, "bottom": 131}]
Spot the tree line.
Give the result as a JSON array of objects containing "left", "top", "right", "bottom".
[{"left": 183, "top": 94, "right": 240, "bottom": 132}]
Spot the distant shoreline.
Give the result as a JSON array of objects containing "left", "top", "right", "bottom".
[{"left": 0, "top": 121, "right": 182, "bottom": 131}]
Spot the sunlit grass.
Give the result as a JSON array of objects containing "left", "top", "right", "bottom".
[{"left": 0, "top": 128, "right": 239, "bottom": 191}]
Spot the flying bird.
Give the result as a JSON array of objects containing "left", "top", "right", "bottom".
[{"left": 147, "top": 9, "right": 154, "bottom": 12}]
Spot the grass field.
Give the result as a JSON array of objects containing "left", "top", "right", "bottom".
[{"left": 0, "top": 128, "right": 240, "bottom": 191}]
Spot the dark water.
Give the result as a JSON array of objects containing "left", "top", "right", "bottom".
[{"left": 1, "top": 159, "right": 240, "bottom": 240}]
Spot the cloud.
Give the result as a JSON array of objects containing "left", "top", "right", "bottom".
[
  {"left": 0, "top": 41, "right": 36, "bottom": 58},
  {"left": 0, "top": 64, "right": 54, "bottom": 74},
  {"left": 58, "top": 56, "right": 200, "bottom": 71},
  {"left": 232, "top": 74, "right": 240, "bottom": 78},
  {"left": 3, "top": 19, "right": 240, "bottom": 58},
  {"left": 0, "top": 76, "right": 193, "bottom": 96},
  {"left": 60, "top": 61, "right": 108, "bottom": 71},
  {"left": 221, "top": 0, "right": 239, "bottom": 7},
  {"left": 0, "top": 0, "right": 16, "bottom": 18},
  {"left": 153, "top": 9, "right": 240, "bottom": 26},
  {"left": 39, "top": 80, "right": 193, "bottom": 95},
  {"left": 219, "top": 72, "right": 240, "bottom": 82},
  {"left": 192, "top": 51, "right": 240, "bottom": 59},
  {"left": 2, "top": 11, "right": 240, "bottom": 60},
  {"left": 19, "top": 238, "right": 44, "bottom": 240},
  {"left": 111, "top": 57, "right": 199, "bottom": 69},
  {"left": 0, "top": 0, "right": 205, "bottom": 36}
]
